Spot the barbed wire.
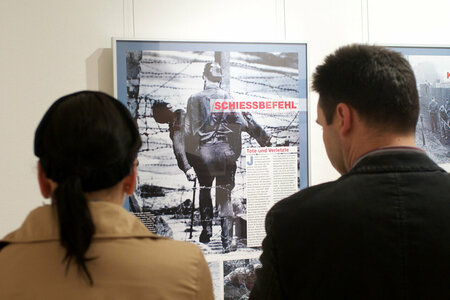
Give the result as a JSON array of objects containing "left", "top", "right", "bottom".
[
  {"left": 230, "top": 61, "right": 298, "bottom": 80},
  {"left": 232, "top": 76, "right": 297, "bottom": 93},
  {"left": 129, "top": 53, "right": 303, "bottom": 198}
]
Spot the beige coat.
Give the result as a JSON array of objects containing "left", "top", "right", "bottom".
[{"left": 0, "top": 201, "right": 213, "bottom": 300}]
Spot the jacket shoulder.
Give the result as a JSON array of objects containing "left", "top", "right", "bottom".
[
  {"left": 133, "top": 237, "right": 206, "bottom": 269},
  {"left": 269, "top": 181, "right": 335, "bottom": 214}
]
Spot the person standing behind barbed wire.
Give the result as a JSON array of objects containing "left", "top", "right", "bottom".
[
  {"left": 152, "top": 100, "right": 196, "bottom": 182},
  {"left": 184, "top": 62, "right": 272, "bottom": 252},
  {"left": 428, "top": 97, "right": 439, "bottom": 133}
]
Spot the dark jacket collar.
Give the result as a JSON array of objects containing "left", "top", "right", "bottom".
[{"left": 347, "top": 148, "right": 445, "bottom": 175}]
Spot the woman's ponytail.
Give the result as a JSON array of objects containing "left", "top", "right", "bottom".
[{"left": 53, "top": 175, "right": 95, "bottom": 285}]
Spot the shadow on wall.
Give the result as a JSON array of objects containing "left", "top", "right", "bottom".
[{"left": 86, "top": 48, "right": 113, "bottom": 95}]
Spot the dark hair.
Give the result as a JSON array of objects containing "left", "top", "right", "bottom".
[
  {"left": 312, "top": 44, "right": 419, "bottom": 133},
  {"left": 152, "top": 100, "right": 174, "bottom": 124},
  {"left": 34, "top": 91, "right": 142, "bottom": 284},
  {"left": 203, "top": 62, "right": 222, "bottom": 82}
]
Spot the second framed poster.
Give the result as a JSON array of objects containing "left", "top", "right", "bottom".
[{"left": 390, "top": 46, "right": 450, "bottom": 171}]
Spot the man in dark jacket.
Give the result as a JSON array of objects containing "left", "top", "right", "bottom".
[{"left": 250, "top": 44, "right": 450, "bottom": 299}]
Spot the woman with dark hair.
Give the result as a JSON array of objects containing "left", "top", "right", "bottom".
[{"left": 0, "top": 91, "right": 213, "bottom": 299}]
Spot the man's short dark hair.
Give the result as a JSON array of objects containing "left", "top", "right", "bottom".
[{"left": 312, "top": 44, "right": 419, "bottom": 133}]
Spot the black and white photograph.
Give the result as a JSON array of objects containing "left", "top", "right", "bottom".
[
  {"left": 223, "top": 258, "right": 261, "bottom": 300},
  {"left": 116, "top": 42, "right": 308, "bottom": 256},
  {"left": 391, "top": 47, "right": 450, "bottom": 171},
  {"left": 208, "top": 261, "right": 224, "bottom": 300}
]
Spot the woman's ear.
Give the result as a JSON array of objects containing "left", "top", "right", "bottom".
[
  {"left": 37, "top": 161, "right": 52, "bottom": 198},
  {"left": 122, "top": 159, "right": 138, "bottom": 196}
]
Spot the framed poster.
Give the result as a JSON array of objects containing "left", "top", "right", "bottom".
[
  {"left": 114, "top": 39, "right": 308, "bottom": 299},
  {"left": 390, "top": 46, "right": 450, "bottom": 171}
]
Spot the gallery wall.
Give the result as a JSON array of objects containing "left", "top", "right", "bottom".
[{"left": 0, "top": 0, "right": 449, "bottom": 237}]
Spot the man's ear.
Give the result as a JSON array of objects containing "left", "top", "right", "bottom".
[
  {"left": 335, "top": 103, "right": 352, "bottom": 136},
  {"left": 123, "top": 159, "right": 138, "bottom": 196},
  {"left": 37, "top": 162, "right": 52, "bottom": 198}
]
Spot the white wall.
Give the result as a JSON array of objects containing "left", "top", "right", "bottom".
[
  {"left": 368, "top": 0, "right": 450, "bottom": 45},
  {"left": 0, "top": 0, "right": 124, "bottom": 236},
  {"left": 0, "top": 0, "right": 449, "bottom": 237}
]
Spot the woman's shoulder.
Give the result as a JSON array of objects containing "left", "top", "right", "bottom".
[{"left": 120, "top": 235, "right": 205, "bottom": 262}]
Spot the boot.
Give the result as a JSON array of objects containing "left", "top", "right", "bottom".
[
  {"left": 199, "top": 220, "right": 212, "bottom": 244},
  {"left": 199, "top": 205, "right": 213, "bottom": 244},
  {"left": 221, "top": 217, "right": 236, "bottom": 253}
]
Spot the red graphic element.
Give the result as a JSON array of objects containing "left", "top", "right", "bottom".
[{"left": 447, "top": 72, "right": 450, "bottom": 79}]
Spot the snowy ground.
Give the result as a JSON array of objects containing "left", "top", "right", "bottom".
[
  {"left": 416, "top": 112, "right": 450, "bottom": 165},
  {"left": 163, "top": 215, "right": 257, "bottom": 255}
]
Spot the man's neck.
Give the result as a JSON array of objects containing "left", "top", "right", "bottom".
[{"left": 345, "top": 133, "right": 416, "bottom": 173}]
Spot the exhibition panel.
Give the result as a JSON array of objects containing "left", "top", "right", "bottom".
[{"left": 114, "top": 39, "right": 308, "bottom": 299}]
